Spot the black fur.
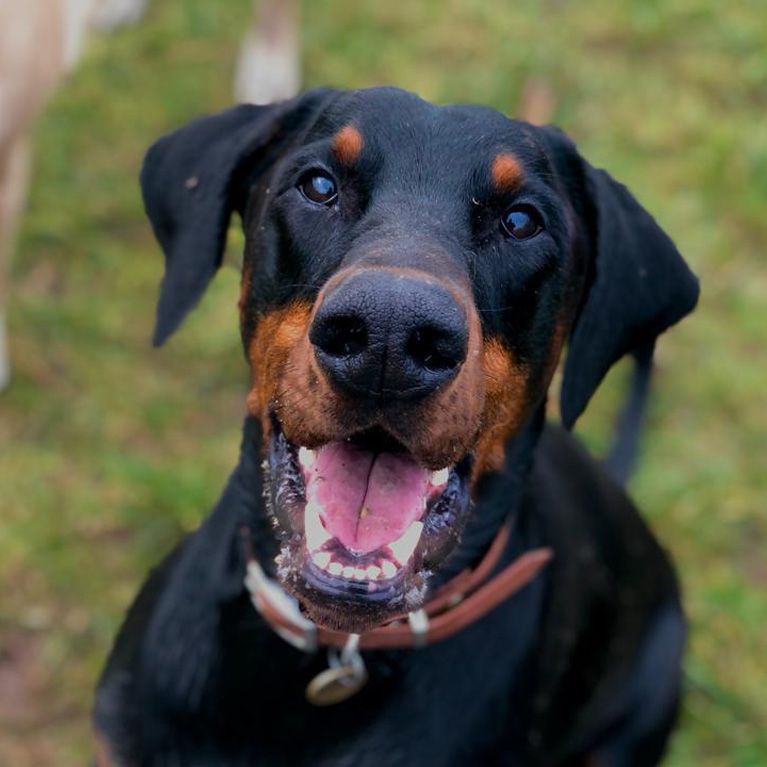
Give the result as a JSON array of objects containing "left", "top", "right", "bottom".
[
  {"left": 96, "top": 87, "right": 698, "bottom": 765},
  {"left": 145, "top": 89, "right": 338, "bottom": 346}
]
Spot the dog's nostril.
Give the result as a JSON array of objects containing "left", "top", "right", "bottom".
[
  {"left": 406, "top": 326, "right": 462, "bottom": 371},
  {"left": 314, "top": 315, "right": 368, "bottom": 357}
]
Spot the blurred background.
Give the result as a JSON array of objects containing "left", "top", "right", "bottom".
[{"left": 0, "top": 0, "right": 765, "bottom": 764}]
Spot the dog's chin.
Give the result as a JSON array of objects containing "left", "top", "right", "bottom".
[{"left": 263, "top": 414, "right": 473, "bottom": 634}]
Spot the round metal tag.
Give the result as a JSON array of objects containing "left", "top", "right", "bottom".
[{"left": 305, "top": 664, "right": 368, "bottom": 706}]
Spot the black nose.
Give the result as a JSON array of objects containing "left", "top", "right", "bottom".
[{"left": 310, "top": 271, "right": 468, "bottom": 401}]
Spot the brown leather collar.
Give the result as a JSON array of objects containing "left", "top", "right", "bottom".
[{"left": 242, "top": 521, "right": 552, "bottom": 653}]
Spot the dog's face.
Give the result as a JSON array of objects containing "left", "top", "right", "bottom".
[{"left": 142, "top": 87, "right": 697, "bottom": 632}]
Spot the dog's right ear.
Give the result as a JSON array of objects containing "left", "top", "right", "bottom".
[
  {"left": 538, "top": 126, "right": 699, "bottom": 430},
  {"left": 141, "top": 88, "right": 337, "bottom": 346}
]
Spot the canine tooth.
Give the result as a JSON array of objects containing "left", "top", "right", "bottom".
[
  {"left": 430, "top": 467, "right": 449, "bottom": 486},
  {"left": 388, "top": 521, "right": 424, "bottom": 565},
  {"left": 328, "top": 561, "right": 343, "bottom": 576},
  {"left": 342, "top": 566, "right": 356, "bottom": 579},
  {"left": 304, "top": 500, "right": 332, "bottom": 551},
  {"left": 366, "top": 565, "right": 381, "bottom": 580},
  {"left": 312, "top": 551, "right": 331, "bottom": 569},
  {"left": 298, "top": 446, "right": 316, "bottom": 470},
  {"left": 381, "top": 560, "right": 397, "bottom": 579}
]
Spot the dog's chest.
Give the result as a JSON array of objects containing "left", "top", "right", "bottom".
[{"left": 210, "top": 589, "right": 543, "bottom": 766}]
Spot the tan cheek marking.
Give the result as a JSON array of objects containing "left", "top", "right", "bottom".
[
  {"left": 395, "top": 305, "right": 485, "bottom": 469},
  {"left": 331, "top": 124, "right": 363, "bottom": 165},
  {"left": 473, "top": 338, "right": 530, "bottom": 480},
  {"left": 491, "top": 152, "right": 524, "bottom": 191},
  {"left": 246, "top": 302, "right": 314, "bottom": 423}
]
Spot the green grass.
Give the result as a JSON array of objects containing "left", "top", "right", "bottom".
[{"left": 1, "top": 1, "right": 765, "bottom": 763}]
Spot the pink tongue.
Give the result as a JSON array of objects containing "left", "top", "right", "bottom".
[{"left": 305, "top": 442, "right": 430, "bottom": 554}]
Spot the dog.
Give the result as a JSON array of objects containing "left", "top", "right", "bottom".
[
  {"left": 0, "top": 0, "right": 147, "bottom": 390},
  {"left": 93, "top": 87, "right": 699, "bottom": 766}
]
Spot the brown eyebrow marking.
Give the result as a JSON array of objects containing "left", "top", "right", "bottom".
[
  {"left": 331, "top": 124, "right": 364, "bottom": 165},
  {"left": 491, "top": 152, "right": 524, "bottom": 191}
]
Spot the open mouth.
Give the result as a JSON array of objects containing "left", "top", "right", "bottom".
[{"left": 264, "top": 416, "right": 472, "bottom": 632}]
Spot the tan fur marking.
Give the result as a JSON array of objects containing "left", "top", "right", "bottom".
[
  {"left": 331, "top": 124, "right": 363, "bottom": 165},
  {"left": 473, "top": 338, "right": 530, "bottom": 480},
  {"left": 245, "top": 269, "right": 490, "bottom": 469},
  {"left": 244, "top": 272, "right": 537, "bottom": 481},
  {"left": 491, "top": 152, "right": 524, "bottom": 191},
  {"left": 247, "top": 302, "right": 314, "bottom": 430}
]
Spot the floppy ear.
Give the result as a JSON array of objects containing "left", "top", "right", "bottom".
[
  {"left": 544, "top": 130, "right": 700, "bottom": 428},
  {"left": 141, "top": 88, "right": 337, "bottom": 346}
]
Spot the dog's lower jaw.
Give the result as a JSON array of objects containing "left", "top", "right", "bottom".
[
  {"left": 239, "top": 405, "right": 546, "bottom": 635},
  {"left": 257, "top": 415, "right": 475, "bottom": 633},
  {"left": 286, "top": 571, "right": 428, "bottom": 634}
]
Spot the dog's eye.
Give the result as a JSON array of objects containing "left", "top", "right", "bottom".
[
  {"left": 298, "top": 172, "right": 338, "bottom": 206},
  {"left": 500, "top": 205, "right": 543, "bottom": 239}
]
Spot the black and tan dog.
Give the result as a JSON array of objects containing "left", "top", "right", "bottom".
[{"left": 94, "top": 87, "right": 698, "bottom": 766}]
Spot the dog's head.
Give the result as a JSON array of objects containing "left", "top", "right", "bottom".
[{"left": 142, "top": 87, "right": 698, "bottom": 632}]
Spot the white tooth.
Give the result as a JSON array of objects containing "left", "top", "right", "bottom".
[
  {"left": 312, "top": 551, "right": 331, "bottom": 569},
  {"left": 354, "top": 568, "right": 367, "bottom": 580},
  {"left": 367, "top": 565, "right": 381, "bottom": 580},
  {"left": 304, "top": 500, "right": 332, "bottom": 551},
  {"left": 430, "top": 467, "right": 449, "bottom": 486},
  {"left": 381, "top": 560, "right": 397, "bottom": 579},
  {"left": 298, "top": 446, "right": 316, "bottom": 470},
  {"left": 387, "top": 521, "right": 424, "bottom": 565},
  {"left": 328, "top": 561, "right": 343, "bottom": 576},
  {"left": 342, "top": 566, "right": 356, "bottom": 579}
]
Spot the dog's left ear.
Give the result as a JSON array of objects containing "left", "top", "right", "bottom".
[
  {"left": 141, "top": 88, "right": 337, "bottom": 346},
  {"left": 540, "top": 127, "right": 700, "bottom": 428}
]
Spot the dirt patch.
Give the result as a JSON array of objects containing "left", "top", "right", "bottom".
[{"left": 0, "top": 628, "right": 79, "bottom": 766}]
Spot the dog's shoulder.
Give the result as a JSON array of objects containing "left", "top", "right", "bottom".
[
  {"left": 92, "top": 537, "right": 191, "bottom": 761},
  {"left": 531, "top": 422, "right": 675, "bottom": 580},
  {"left": 520, "top": 423, "right": 682, "bottom": 759}
]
